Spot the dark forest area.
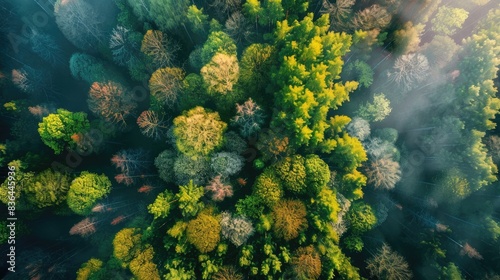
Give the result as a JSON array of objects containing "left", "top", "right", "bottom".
[{"left": 0, "top": 0, "right": 499, "bottom": 279}]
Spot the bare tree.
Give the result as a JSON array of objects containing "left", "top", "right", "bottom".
[
  {"left": 137, "top": 110, "right": 168, "bottom": 140},
  {"left": 69, "top": 217, "right": 97, "bottom": 237},
  {"left": 210, "top": 0, "right": 242, "bottom": 17},
  {"left": 225, "top": 12, "right": 254, "bottom": 43},
  {"left": 11, "top": 67, "right": 52, "bottom": 99},
  {"left": 141, "top": 30, "right": 180, "bottom": 69},
  {"left": 29, "top": 31, "right": 63, "bottom": 65},
  {"left": 388, "top": 53, "right": 429, "bottom": 92},
  {"left": 148, "top": 67, "right": 185, "bottom": 108},
  {"left": 320, "top": 0, "right": 355, "bottom": 30},
  {"left": 232, "top": 98, "right": 266, "bottom": 137},
  {"left": 366, "top": 243, "right": 413, "bottom": 280},
  {"left": 111, "top": 149, "right": 151, "bottom": 176},
  {"left": 365, "top": 157, "right": 402, "bottom": 190},
  {"left": 54, "top": 0, "right": 104, "bottom": 51},
  {"left": 109, "top": 26, "right": 138, "bottom": 66},
  {"left": 352, "top": 4, "right": 392, "bottom": 31},
  {"left": 460, "top": 242, "right": 483, "bottom": 260},
  {"left": 87, "top": 81, "right": 137, "bottom": 126}
]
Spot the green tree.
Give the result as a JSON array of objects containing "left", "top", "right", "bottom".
[
  {"left": 173, "top": 107, "right": 227, "bottom": 158},
  {"left": 200, "top": 53, "right": 239, "bottom": 95},
  {"left": 154, "top": 149, "right": 176, "bottom": 183},
  {"left": 272, "top": 199, "right": 308, "bottom": 241},
  {"left": 176, "top": 180, "right": 205, "bottom": 218},
  {"left": 201, "top": 31, "right": 237, "bottom": 65},
  {"left": 253, "top": 168, "right": 283, "bottom": 206},
  {"left": 304, "top": 154, "right": 331, "bottom": 194},
  {"left": 186, "top": 211, "right": 221, "bottom": 253},
  {"left": 187, "top": 5, "right": 209, "bottom": 36},
  {"left": 148, "top": 190, "right": 175, "bottom": 219},
  {"left": 342, "top": 60, "right": 374, "bottom": 89},
  {"left": 69, "top": 53, "right": 125, "bottom": 85},
  {"left": 272, "top": 13, "right": 358, "bottom": 150},
  {"left": 76, "top": 258, "right": 103, "bottom": 280},
  {"left": 174, "top": 155, "right": 210, "bottom": 186},
  {"left": 431, "top": 7, "right": 469, "bottom": 36},
  {"left": 38, "top": 109, "right": 90, "bottom": 154},
  {"left": 440, "top": 262, "right": 464, "bottom": 280},
  {"left": 346, "top": 201, "right": 377, "bottom": 233},
  {"left": 149, "top": 0, "right": 189, "bottom": 31},
  {"left": 238, "top": 44, "right": 275, "bottom": 103},
  {"left": 24, "top": 169, "right": 71, "bottom": 208},
  {"left": 420, "top": 35, "right": 460, "bottom": 68},
  {"left": 356, "top": 93, "right": 391, "bottom": 122},
  {"left": 274, "top": 155, "right": 307, "bottom": 194},
  {"left": 67, "top": 172, "right": 111, "bottom": 215}
]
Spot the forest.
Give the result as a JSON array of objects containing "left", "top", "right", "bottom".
[{"left": 0, "top": 0, "right": 499, "bottom": 279}]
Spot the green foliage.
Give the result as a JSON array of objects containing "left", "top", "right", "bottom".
[
  {"left": 201, "top": 31, "right": 237, "bottom": 65},
  {"left": 67, "top": 172, "right": 111, "bottom": 215},
  {"left": 272, "top": 13, "right": 358, "bottom": 150},
  {"left": 113, "top": 228, "right": 142, "bottom": 267},
  {"left": 305, "top": 154, "right": 331, "bottom": 194},
  {"left": 272, "top": 199, "right": 308, "bottom": 241},
  {"left": 421, "top": 35, "right": 460, "bottom": 68},
  {"left": 186, "top": 211, "right": 221, "bottom": 253},
  {"left": 346, "top": 201, "right": 377, "bottom": 233},
  {"left": 235, "top": 195, "right": 266, "bottom": 219},
  {"left": 309, "top": 188, "right": 340, "bottom": 232},
  {"left": 38, "top": 109, "right": 90, "bottom": 154},
  {"left": 176, "top": 180, "right": 205, "bottom": 218},
  {"left": 148, "top": 190, "right": 174, "bottom": 219},
  {"left": 253, "top": 168, "right": 283, "bottom": 206},
  {"left": 149, "top": 0, "right": 189, "bottom": 31},
  {"left": 435, "top": 168, "right": 471, "bottom": 203},
  {"left": 178, "top": 73, "right": 209, "bottom": 111},
  {"left": 343, "top": 60, "right": 374, "bottom": 88},
  {"left": 440, "top": 262, "right": 464, "bottom": 280},
  {"left": 186, "top": 5, "right": 209, "bottom": 35},
  {"left": 174, "top": 154, "right": 210, "bottom": 185},
  {"left": 239, "top": 44, "right": 275, "bottom": 103},
  {"left": 431, "top": 7, "right": 469, "bottom": 36},
  {"left": 154, "top": 149, "right": 176, "bottom": 183},
  {"left": 274, "top": 155, "right": 307, "bottom": 194},
  {"left": 24, "top": 169, "right": 71, "bottom": 208},
  {"left": 173, "top": 106, "right": 227, "bottom": 158},
  {"left": 356, "top": 93, "right": 391, "bottom": 122},
  {"left": 69, "top": 53, "right": 123, "bottom": 85}
]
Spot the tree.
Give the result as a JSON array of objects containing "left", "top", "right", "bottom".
[
  {"left": 38, "top": 109, "right": 90, "bottom": 154},
  {"left": 212, "top": 266, "right": 244, "bottom": 280},
  {"left": 271, "top": 199, "right": 308, "bottom": 241},
  {"left": 76, "top": 258, "right": 103, "bottom": 280},
  {"left": 388, "top": 53, "right": 429, "bottom": 92},
  {"left": 88, "top": 81, "right": 137, "bottom": 126},
  {"left": 69, "top": 217, "right": 97, "bottom": 237},
  {"left": 290, "top": 246, "right": 322, "bottom": 280},
  {"left": 173, "top": 107, "right": 227, "bottom": 158},
  {"left": 393, "top": 21, "right": 424, "bottom": 55},
  {"left": 274, "top": 155, "right": 307, "bottom": 194},
  {"left": 126, "top": 0, "right": 151, "bottom": 22},
  {"left": 365, "top": 158, "right": 401, "bottom": 190},
  {"left": 272, "top": 13, "right": 358, "bottom": 149},
  {"left": 346, "top": 201, "right": 377, "bottom": 233},
  {"left": 154, "top": 149, "right": 176, "bottom": 183},
  {"left": 346, "top": 117, "right": 370, "bottom": 141},
  {"left": 201, "top": 53, "right": 240, "bottom": 95},
  {"left": 201, "top": 31, "right": 237, "bottom": 65},
  {"left": 238, "top": 44, "right": 275, "bottom": 102},
  {"left": 343, "top": 60, "right": 374, "bottom": 89},
  {"left": 186, "top": 211, "right": 221, "bottom": 253},
  {"left": 70, "top": 53, "right": 125, "bottom": 84},
  {"left": 222, "top": 131, "right": 248, "bottom": 154},
  {"left": 440, "top": 262, "right": 464, "bottom": 280},
  {"left": 235, "top": 195, "right": 266, "bottom": 219},
  {"left": 210, "top": 152, "right": 244, "bottom": 177},
  {"left": 431, "top": 7, "right": 469, "bottom": 36},
  {"left": 148, "top": 190, "right": 175, "bottom": 219},
  {"left": 54, "top": 0, "right": 104, "bottom": 51},
  {"left": 352, "top": 4, "right": 392, "bottom": 31},
  {"left": 176, "top": 180, "right": 205, "bottom": 218},
  {"left": 29, "top": 31, "right": 63, "bottom": 65},
  {"left": 109, "top": 26, "right": 140, "bottom": 67},
  {"left": 486, "top": 135, "right": 500, "bottom": 163},
  {"left": 220, "top": 212, "right": 254, "bottom": 246},
  {"left": 24, "top": 169, "right": 71, "bottom": 208},
  {"left": 148, "top": 67, "right": 185, "bottom": 108},
  {"left": 137, "top": 110, "right": 168, "bottom": 140},
  {"left": 67, "top": 172, "right": 111, "bottom": 215},
  {"left": 435, "top": 168, "right": 471, "bottom": 203},
  {"left": 225, "top": 11, "right": 254, "bottom": 43},
  {"left": 356, "top": 94, "right": 391, "bottom": 122},
  {"left": 141, "top": 30, "right": 179, "bottom": 69},
  {"left": 111, "top": 149, "right": 150, "bottom": 176},
  {"left": 113, "top": 228, "right": 142, "bottom": 267},
  {"left": 420, "top": 35, "right": 459, "bottom": 68},
  {"left": 320, "top": 0, "right": 355, "bottom": 30},
  {"left": 186, "top": 5, "right": 209, "bottom": 35},
  {"left": 129, "top": 247, "right": 161, "bottom": 280},
  {"left": 11, "top": 67, "right": 52, "bottom": 98},
  {"left": 253, "top": 168, "right": 283, "bottom": 206},
  {"left": 174, "top": 155, "right": 210, "bottom": 186},
  {"left": 232, "top": 98, "right": 266, "bottom": 137},
  {"left": 206, "top": 175, "right": 233, "bottom": 201},
  {"left": 366, "top": 243, "right": 413, "bottom": 280},
  {"left": 149, "top": 0, "right": 190, "bottom": 31},
  {"left": 304, "top": 154, "right": 331, "bottom": 194},
  {"left": 256, "top": 128, "right": 292, "bottom": 162}
]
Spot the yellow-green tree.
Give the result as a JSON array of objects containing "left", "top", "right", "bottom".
[
  {"left": 67, "top": 172, "right": 111, "bottom": 215},
  {"left": 129, "top": 246, "right": 161, "bottom": 280},
  {"left": 113, "top": 228, "right": 142, "bottom": 268},
  {"left": 186, "top": 211, "right": 221, "bottom": 253},
  {"left": 76, "top": 258, "right": 102, "bottom": 280}
]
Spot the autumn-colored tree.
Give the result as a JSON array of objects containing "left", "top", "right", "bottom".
[
  {"left": 24, "top": 169, "right": 71, "bottom": 208},
  {"left": 141, "top": 30, "right": 179, "bottom": 68},
  {"left": 352, "top": 4, "right": 392, "bottom": 31},
  {"left": 393, "top": 21, "right": 424, "bottom": 55},
  {"left": 366, "top": 243, "right": 413, "bottom": 280},
  {"left": 129, "top": 246, "right": 161, "bottom": 280},
  {"left": 137, "top": 110, "right": 168, "bottom": 140},
  {"left": 253, "top": 168, "right": 283, "bottom": 206},
  {"left": 186, "top": 211, "right": 221, "bottom": 253},
  {"left": 173, "top": 107, "right": 227, "bottom": 158},
  {"left": 201, "top": 53, "right": 240, "bottom": 95},
  {"left": 67, "top": 172, "right": 112, "bottom": 215},
  {"left": 149, "top": 67, "right": 185, "bottom": 108},
  {"left": 113, "top": 228, "right": 142, "bottom": 267},
  {"left": 365, "top": 158, "right": 401, "bottom": 190},
  {"left": 232, "top": 98, "right": 266, "bottom": 137},
  {"left": 76, "top": 258, "right": 103, "bottom": 280},
  {"left": 256, "top": 128, "right": 292, "bottom": 162},
  {"left": 212, "top": 266, "right": 244, "bottom": 280},
  {"left": 290, "top": 246, "right": 322, "bottom": 280},
  {"left": 320, "top": 0, "right": 355, "bottom": 30},
  {"left": 206, "top": 175, "right": 233, "bottom": 201},
  {"left": 38, "top": 109, "right": 90, "bottom": 154},
  {"left": 69, "top": 217, "right": 97, "bottom": 237},
  {"left": 272, "top": 199, "right": 308, "bottom": 241},
  {"left": 220, "top": 212, "right": 254, "bottom": 246},
  {"left": 88, "top": 81, "right": 137, "bottom": 127}
]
